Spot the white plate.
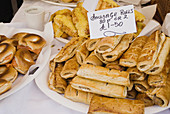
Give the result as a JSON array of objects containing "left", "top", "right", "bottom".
[
  {"left": 41, "top": 0, "right": 83, "bottom": 7},
  {"left": 0, "top": 22, "right": 53, "bottom": 100},
  {"left": 35, "top": 39, "right": 170, "bottom": 114}
]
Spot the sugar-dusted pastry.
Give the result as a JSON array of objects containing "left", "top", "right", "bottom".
[
  {"left": 119, "top": 36, "right": 148, "bottom": 67},
  {"left": 84, "top": 51, "right": 103, "bottom": 66},
  {"left": 136, "top": 93, "right": 154, "bottom": 107},
  {"left": 137, "top": 31, "right": 165, "bottom": 72},
  {"left": 102, "top": 33, "right": 134, "bottom": 62},
  {"left": 147, "top": 54, "right": 170, "bottom": 87},
  {"left": 105, "top": 60, "right": 124, "bottom": 71},
  {"left": 12, "top": 48, "right": 35, "bottom": 74},
  {"left": 77, "top": 64, "right": 130, "bottom": 86},
  {"left": 54, "top": 37, "right": 87, "bottom": 62},
  {"left": 127, "top": 88, "right": 137, "bottom": 99},
  {"left": 134, "top": 10, "right": 145, "bottom": 22},
  {"left": 145, "top": 36, "right": 170, "bottom": 74},
  {"left": 60, "top": 56, "right": 79, "bottom": 79},
  {"left": 0, "top": 43, "right": 16, "bottom": 65},
  {"left": 134, "top": 80, "right": 150, "bottom": 93},
  {"left": 96, "top": 35, "right": 124, "bottom": 53},
  {"left": 71, "top": 76, "right": 127, "bottom": 98},
  {"left": 76, "top": 41, "right": 89, "bottom": 65},
  {"left": 0, "top": 79, "right": 12, "bottom": 95},
  {"left": 0, "top": 35, "right": 8, "bottom": 43},
  {"left": 72, "top": 7, "right": 89, "bottom": 38},
  {"left": 64, "top": 85, "right": 94, "bottom": 104},
  {"left": 48, "top": 63, "right": 67, "bottom": 94},
  {"left": 54, "top": 15, "right": 78, "bottom": 37},
  {"left": 146, "top": 73, "right": 170, "bottom": 107},
  {"left": 18, "top": 33, "right": 46, "bottom": 54},
  {"left": 96, "top": 0, "right": 119, "bottom": 11},
  {"left": 0, "top": 64, "right": 18, "bottom": 83},
  {"left": 86, "top": 38, "right": 101, "bottom": 51},
  {"left": 127, "top": 67, "right": 146, "bottom": 81},
  {"left": 88, "top": 95, "right": 144, "bottom": 114}
]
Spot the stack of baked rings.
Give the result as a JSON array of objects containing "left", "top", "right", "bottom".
[{"left": 0, "top": 33, "right": 46, "bottom": 95}]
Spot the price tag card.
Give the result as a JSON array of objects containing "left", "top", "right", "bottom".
[{"left": 87, "top": 5, "right": 137, "bottom": 39}]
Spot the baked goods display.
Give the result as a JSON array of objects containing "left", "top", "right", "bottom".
[
  {"left": 47, "top": 1, "right": 170, "bottom": 113},
  {"left": 0, "top": 32, "right": 46, "bottom": 95}
]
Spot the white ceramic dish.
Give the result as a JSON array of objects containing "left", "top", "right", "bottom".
[
  {"left": 35, "top": 39, "right": 170, "bottom": 114},
  {"left": 0, "top": 22, "right": 53, "bottom": 100},
  {"left": 41, "top": 0, "right": 83, "bottom": 7}
]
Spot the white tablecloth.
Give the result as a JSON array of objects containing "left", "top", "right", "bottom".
[{"left": 0, "top": 1, "right": 170, "bottom": 114}]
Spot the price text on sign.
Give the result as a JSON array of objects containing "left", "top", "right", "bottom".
[{"left": 87, "top": 5, "right": 137, "bottom": 39}]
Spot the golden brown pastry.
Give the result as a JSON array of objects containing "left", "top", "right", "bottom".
[
  {"left": 48, "top": 63, "right": 67, "bottom": 94},
  {"left": 72, "top": 7, "right": 89, "bottom": 38},
  {"left": 49, "top": 59, "right": 56, "bottom": 73},
  {"left": 127, "top": 88, "right": 137, "bottom": 99},
  {"left": 54, "top": 14, "right": 78, "bottom": 37},
  {"left": 76, "top": 2, "right": 88, "bottom": 19},
  {"left": 1, "top": 38, "right": 19, "bottom": 47},
  {"left": 0, "top": 79, "right": 12, "bottom": 95},
  {"left": 96, "top": 0, "right": 119, "bottom": 11},
  {"left": 88, "top": 95, "right": 144, "bottom": 114},
  {"left": 134, "top": 80, "right": 150, "bottom": 93},
  {"left": 84, "top": 51, "right": 103, "bottom": 66},
  {"left": 119, "top": 36, "right": 148, "bottom": 67},
  {"left": 71, "top": 76, "right": 127, "bottom": 98},
  {"left": 102, "top": 33, "right": 134, "bottom": 62},
  {"left": 134, "top": 10, "right": 145, "bottom": 22},
  {"left": 96, "top": 35, "right": 124, "bottom": 53},
  {"left": 12, "top": 32, "right": 28, "bottom": 40},
  {"left": 145, "top": 36, "right": 170, "bottom": 74},
  {"left": 136, "top": 93, "right": 154, "bottom": 107},
  {"left": 76, "top": 41, "right": 89, "bottom": 65},
  {"left": 94, "top": 49, "right": 110, "bottom": 64},
  {"left": 77, "top": 64, "right": 130, "bottom": 86},
  {"left": 18, "top": 33, "right": 46, "bottom": 55},
  {"left": 12, "top": 48, "right": 35, "bottom": 74},
  {"left": 64, "top": 85, "right": 94, "bottom": 104},
  {"left": 60, "top": 57, "right": 79, "bottom": 79},
  {"left": 0, "top": 64, "right": 18, "bottom": 83},
  {"left": 0, "top": 43, "right": 16, "bottom": 65},
  {"left": 137, "top": 31, "right": 165, "bottom": 72},
  {"left": 52, "top": 22, "right": 64, "bottom": 38},
  {"left": 0, "top": 35, "right": 8, "bottom": 43},
  {"left": 127, "top": 67, "right": 146, "bottom": 81},
  {"left": 105, "top": 60, "right": 124, "bottom": 71},
  {"left": 54, "top": 37, "right": 87, "bottom": 62},
  {"left": 86, "top": 38, "right": 101, "bottom": 51}
]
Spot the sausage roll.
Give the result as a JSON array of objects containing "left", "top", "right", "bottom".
[{"left": 127, "top": 67, "right": 146, "bottom": 81}]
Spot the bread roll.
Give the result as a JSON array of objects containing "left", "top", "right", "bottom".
[
  {"left": 71, "top": 76, "right": 127, "bottom": 98},
  {"left": 64, "top": 85, "right": 94, "bottom": 104},
  {"left": 88, "top": 95, "right": 144, "bottom": 114},
  {"left": 77, "top": 64, "right": 130, "bottom": 86}
]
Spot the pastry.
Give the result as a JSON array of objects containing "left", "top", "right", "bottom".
[
  {"left": 102, "top": 33, "right": 134, "bottom": 62},
  {"left": 134, "top": 80, "right": 150, "bottom": 93},
  {"left": 134, "top": 22, "right": 145, "bottom": 38},
  {"left": 105, "top": 60, "right": 124, "bottom": 71},
  {"left": 86, "top": 38, "right": 101, "bottom": 51},
  {"left": 64, "top": 85, "right": 94, "bottom": 104},
  {"left": 71, "top": 76, "right": 127, "bottom": 98},
  {"left": 96, "top": 35, "right": 124, "bottom": 53},
  {"left": 77, "top": 64, "right": 130, "bottom": 86},
  {"left": 0, "top": 35, "right": 8, "bottom": 43},
  {"left": 48, "top": 63, "right": 67, "bottom": 94},
  {"left": 88, "top": 95, "right": 144, "bottom": 114},
  {"left": 136, "top": 93, "right": 154, "bottom": 107},
  {"left": 12, "top": 48, "right": 35, "bottom": 74},
  {"left": 127, "top": 88, "right": 137, "bottom": 99},
  {"left": 119, "top": 36, "right": 148, "bottom": 67},
  {"left": 145, "top": 36, "right": 170, "bottom": 74},
  {"left": 95, "top": 0, "right": 119, "bottom": 11},
  {"left": 0, "top": 79, "right": 12, "bottom": 95},
  {"left": 1, "top": 38, "right": 19, "bottom": 47},
  {"left": 134, "top": 10, "right": 145, "bottom": 22},
  {"left": 72, "top": 7, "right": 89, "bottom": 38},
  {"left": 137, "top": 31, "right": 165, "bottom": 72},
  {"left": 127, "top": 67, "right": 146, "bottom": 81},
  {"left": 0, "top": 43, "right": 16, "bottom": 65},
  {"left": 18, "top": 33, "right": 46, "bottom": 54},
  {"left": 84, "top": 51, "right": 103, "bottom": 66},
  {"left": 0, "top": 64, "right": 18, "bottom": 83},
  {"left": 94, "top": 49, "right": 110, "bottom": 64},
  {"left": 54, "top": 37, "right": 87, "bottom": 62},
  {"left": 60, "top": 57, "right": 79, "bottom": 79}
]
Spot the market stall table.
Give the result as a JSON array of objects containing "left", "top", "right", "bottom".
[{"left": 0, "top": 0, "right": 170, "bottom": 114}]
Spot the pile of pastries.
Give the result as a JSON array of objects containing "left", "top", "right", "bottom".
[
  {"left": 61, "top": 0, "right": 81, "bottom": 3},
  {"left": 50, "top": 0, "right": 145, "bottom": 39},
  {"left": 48, "top": 0, "right": 170, "bottom": 113},
  {"left": 0, "top": 33, "right": 46, "bottom": 95}
]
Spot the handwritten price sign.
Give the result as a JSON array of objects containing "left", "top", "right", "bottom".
[{"left": 88, "top": 5, "right": 137, "bottom": 39}]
